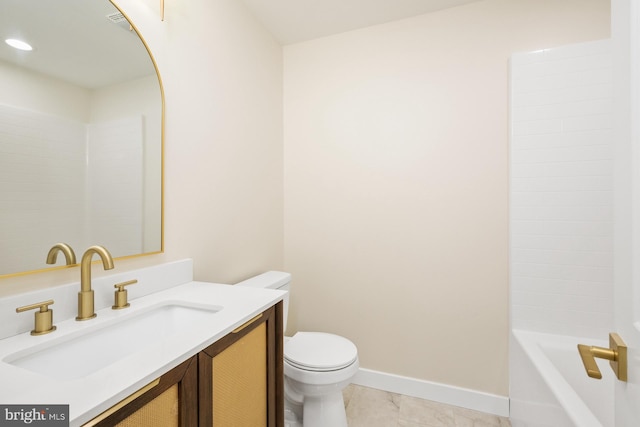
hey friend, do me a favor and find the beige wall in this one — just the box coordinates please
[0,60,90,122]
[0,0,284,294]
[1,0,610,399]
[283,0,610,396]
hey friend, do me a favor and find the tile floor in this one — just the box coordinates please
[343,385,511,427]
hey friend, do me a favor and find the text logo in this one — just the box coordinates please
[0,405,68,426]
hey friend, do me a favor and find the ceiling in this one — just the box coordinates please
[240,0,483,45]
[0,0,155,89]
[0,0,482,89]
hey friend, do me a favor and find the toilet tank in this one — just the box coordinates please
[235,271,291,332]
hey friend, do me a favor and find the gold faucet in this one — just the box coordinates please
[577,333,627,381]
[46,243,77,265]
[77,245,114,321]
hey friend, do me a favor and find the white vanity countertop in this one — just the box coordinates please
[0,281,285,426]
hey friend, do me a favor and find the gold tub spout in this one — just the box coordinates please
[577,333,627,382]
[77,246,114,321]
[46,243,77,266]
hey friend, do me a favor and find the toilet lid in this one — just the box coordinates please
[284,332,358,372]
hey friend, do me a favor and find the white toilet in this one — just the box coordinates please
[236,271,359,427]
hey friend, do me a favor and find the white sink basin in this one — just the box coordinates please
[4,303,221,380]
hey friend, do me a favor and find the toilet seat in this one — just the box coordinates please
[284,332,358,372]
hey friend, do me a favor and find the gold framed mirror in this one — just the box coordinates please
[0,0,164,278]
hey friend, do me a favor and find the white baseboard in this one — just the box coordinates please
[352,368,510,417]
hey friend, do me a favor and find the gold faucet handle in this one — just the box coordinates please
[112,280,137,310]
[16,300,56,336]
[577,333,627,382]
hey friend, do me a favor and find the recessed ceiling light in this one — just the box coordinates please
[5,38,33,51]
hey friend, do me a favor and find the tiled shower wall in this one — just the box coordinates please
[0,105,86,273]
[0,104,143,273]
[87,117,143,257]
[509,39,614,339]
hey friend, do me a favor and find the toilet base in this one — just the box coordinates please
[285,389,303,427]
[284,407,303,427]
[301,391,348,427]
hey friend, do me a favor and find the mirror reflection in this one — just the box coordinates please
[0,0,163,277]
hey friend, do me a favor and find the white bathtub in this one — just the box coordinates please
[510,330,614,427]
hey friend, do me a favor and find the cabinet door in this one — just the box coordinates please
[199,303,283,427]
[83,356,198,427]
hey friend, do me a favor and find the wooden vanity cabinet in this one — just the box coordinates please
[84,356,198,427]
[199,302,284,427]
[82,302,283,427]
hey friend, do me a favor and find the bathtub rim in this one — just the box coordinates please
[512,329,608,427]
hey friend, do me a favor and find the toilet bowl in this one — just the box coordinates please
[284,332,359,427]
[236,272,359,427]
